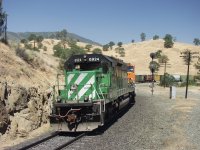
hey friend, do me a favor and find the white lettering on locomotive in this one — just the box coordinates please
[89,57,100,62]
[74,58,82,63]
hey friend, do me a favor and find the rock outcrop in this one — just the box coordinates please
[0,82,52,138]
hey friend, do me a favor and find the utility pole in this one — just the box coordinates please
[185,51,191,99]
[180,50,199,99]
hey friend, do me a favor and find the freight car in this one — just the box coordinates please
[50,54,136,132]
[135,75,160,83]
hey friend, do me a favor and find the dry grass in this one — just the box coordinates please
[37,39,200,75]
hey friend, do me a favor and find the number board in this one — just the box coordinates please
[74,56,101,63]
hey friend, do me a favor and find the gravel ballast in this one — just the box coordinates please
[66,84,200,150]
[4,84,200,150]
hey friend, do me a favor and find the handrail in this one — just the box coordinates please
[99,83,107,112]
[91,84,101,100]
[99,83,105,100]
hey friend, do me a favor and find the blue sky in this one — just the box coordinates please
[3,0,200,44]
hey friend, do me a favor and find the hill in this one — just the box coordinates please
[7,31,101,46]
[33,39,200,75]
[102,39,200,75]
[0,39,200,148]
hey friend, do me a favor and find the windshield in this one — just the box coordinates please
[128,66,134,72]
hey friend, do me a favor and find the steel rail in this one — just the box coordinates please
[54,132,86,150]
[18,131,60,150]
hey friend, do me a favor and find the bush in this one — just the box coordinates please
[38,42,43,49]
[43,46,47,51]
[119,47,125,57]
[179,80,197,87]
[92,48,102,54]
[15,48,33,63]
[53,43,85,60]
[160,73,177,87]
[153,35,159,40]
[163,34,174,48]
[24,43,32,50]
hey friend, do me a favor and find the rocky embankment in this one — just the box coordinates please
[0,42,59,142]
[0,82,52,138]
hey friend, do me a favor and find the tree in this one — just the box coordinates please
[28,34,37,50]
[68,39,77,47]
[53,43,65,58]
[158,54,169,87]
[155,50,162,58]
[163,34,174,48]
[195,57,200,74]
[55,29,68,40]
[49,34,56,39]
[119,47,125,57]
[158,54,169,64]
[60,39,68,49]
[103,44,109,51]
[149,61,160,72]
[36,36,44,49]
[60,29,67,39]
[85,44,92,52]
[181,49,193,65]
[109,41,115,49]
[160,73,176,87]
[53,42,85,60]
[36,36,44,43]
[117,42,123,47]
[153,35,159,40]
[92,48,102,54]
[193,38,200,46]
[140,32,146,41]
[20,39,27,44]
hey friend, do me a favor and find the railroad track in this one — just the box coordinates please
[11,103,134,150]
[17,132,86,150]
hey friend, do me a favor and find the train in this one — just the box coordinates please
[127,63,136,84]
[50,54,136,132]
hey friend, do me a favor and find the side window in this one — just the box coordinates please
[66,63,73,71]
[101,62,109,74]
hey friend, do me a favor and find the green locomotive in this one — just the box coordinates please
[50,54,135,132]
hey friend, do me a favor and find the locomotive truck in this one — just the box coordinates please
[50,54,136,132]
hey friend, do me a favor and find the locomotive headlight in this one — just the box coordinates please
[57,96,61,102]
[71,84,78,91]
[84,96,89,102]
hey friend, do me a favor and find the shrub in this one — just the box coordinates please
[179,80,197,87]
[85,44,92,52]
[24,43,32,50]
[15,48,33,63]
[53,43,85,60]
[160,73,177,87]
[103,44,109,51]
[92,48,102,54]
[164,34,174,48]
[140,33,146,41]
[43,46,47,51]
[153,35,159,40]
[38,42,43,49]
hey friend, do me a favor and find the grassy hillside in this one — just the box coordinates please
[102,40,200,75]
[19,38,200,75]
